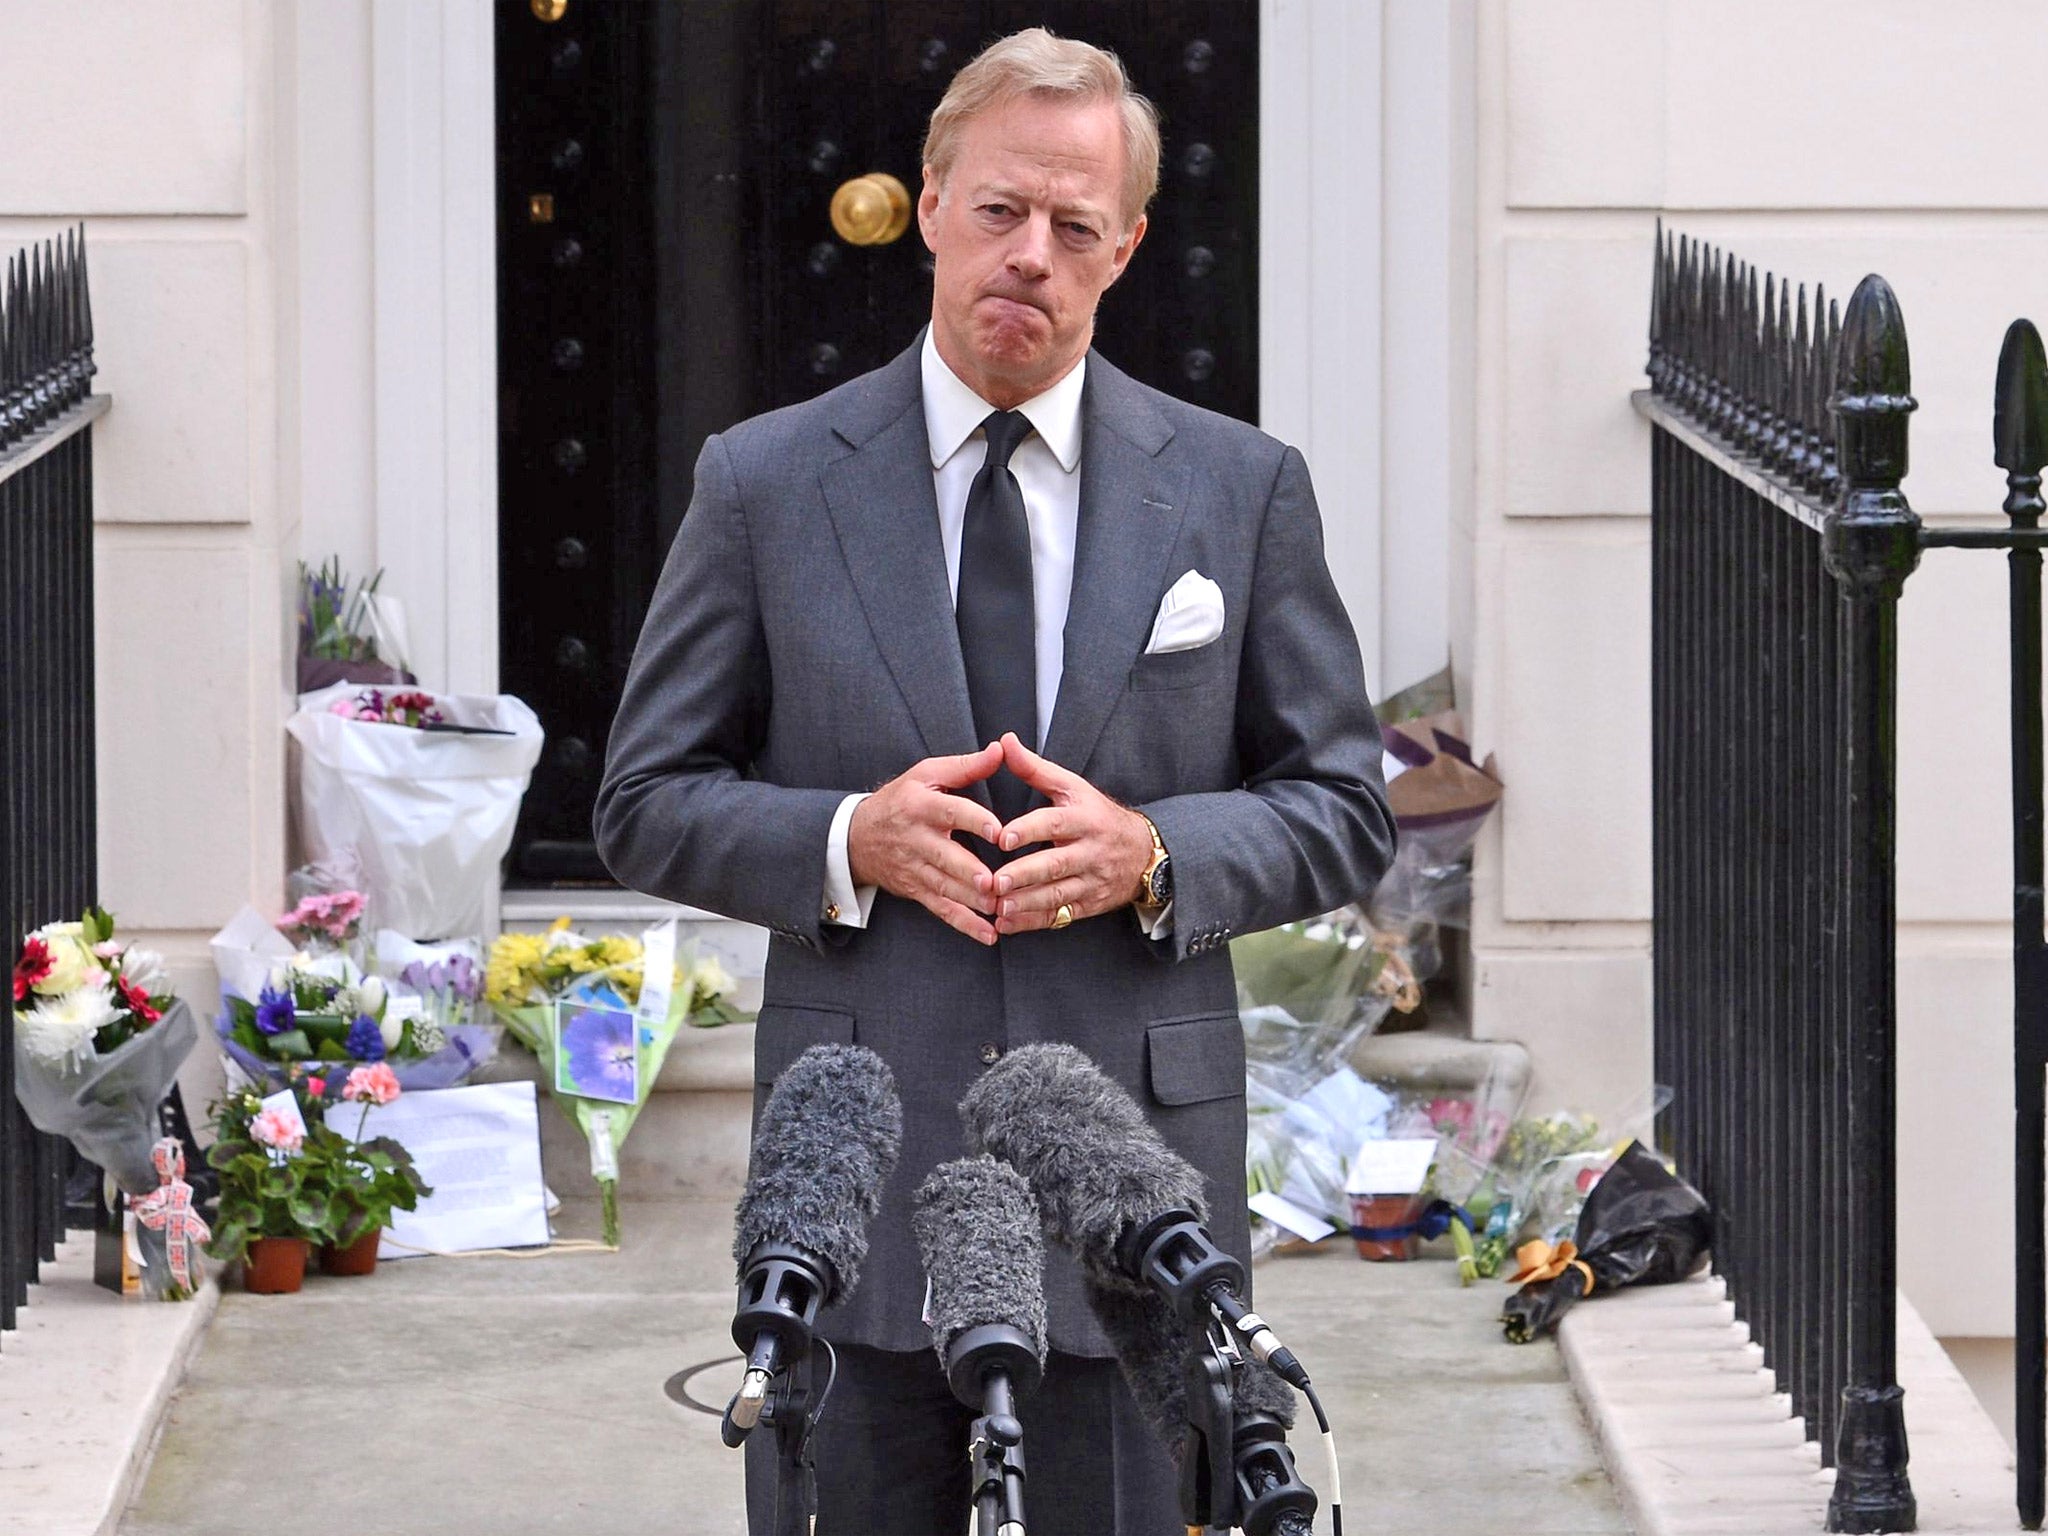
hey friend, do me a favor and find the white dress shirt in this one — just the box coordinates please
[822,332,1151,932]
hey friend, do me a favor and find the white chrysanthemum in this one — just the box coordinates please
[119,946,167,992]
[17,984,121,1070]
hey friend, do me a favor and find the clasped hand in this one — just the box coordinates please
[845,732,1153,945]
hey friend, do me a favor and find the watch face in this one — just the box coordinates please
[1146,857,1172,906]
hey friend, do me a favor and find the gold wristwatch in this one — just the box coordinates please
[1134,815,1172,911]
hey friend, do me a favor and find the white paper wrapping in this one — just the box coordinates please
[287,683,544,940]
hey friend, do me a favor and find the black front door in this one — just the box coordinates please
[495,0,1259,885]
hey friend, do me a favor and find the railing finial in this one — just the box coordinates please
[1995,320,2048,483]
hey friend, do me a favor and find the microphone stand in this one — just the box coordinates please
[1178,1321,1319,1536]
[944,1323,1043,1536]
[723,1243,838,1534]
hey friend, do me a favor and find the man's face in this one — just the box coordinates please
[919,93,1147,408]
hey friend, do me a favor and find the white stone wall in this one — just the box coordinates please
[0,0,288,1089]
[1470,0,2042,1338]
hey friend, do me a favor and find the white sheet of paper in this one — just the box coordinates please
[1248,1191,1337,1243]
[209,904,297,1000]
[328,1080,549,1258]
[1345,1136,1439,1197]
[636,917,677,1025]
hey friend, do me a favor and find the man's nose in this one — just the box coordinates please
[1005,214,1053,279]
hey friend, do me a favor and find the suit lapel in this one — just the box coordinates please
[1041,355,1190,774]
[819,345,983,782]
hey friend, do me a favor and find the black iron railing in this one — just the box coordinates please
[0,228,104,1346]
[1641,227,1918,1533]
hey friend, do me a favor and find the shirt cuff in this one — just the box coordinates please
[1133,899,1174,939]
[823,792,880,928]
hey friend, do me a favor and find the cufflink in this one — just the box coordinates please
[825,903,842,922]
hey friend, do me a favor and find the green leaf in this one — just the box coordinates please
[268,1028,312,1059]
[83,905,115,946]
[288,1190,333,1238]
[204,1217,250,1263]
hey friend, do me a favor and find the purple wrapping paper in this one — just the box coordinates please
[213,1000,500,1092]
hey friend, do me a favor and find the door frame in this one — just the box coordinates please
[360,0,1470,780]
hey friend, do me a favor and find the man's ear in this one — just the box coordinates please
[1105,214,1148,288]
[917,165,944,252]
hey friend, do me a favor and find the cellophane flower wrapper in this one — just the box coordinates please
[214,1004,500,1094]
[486,922,739,1245]
[1246,1062,1393,1254]
[12,1000,198,1197]
[1500,1139,1713,1344]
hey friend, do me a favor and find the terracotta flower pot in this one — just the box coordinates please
[1350,1193,1423,1261]
[243,1236,310,1294]
[319,1228,384,1276]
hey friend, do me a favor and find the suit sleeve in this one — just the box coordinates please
[593,433,846,949]
[1139,445,1397,961]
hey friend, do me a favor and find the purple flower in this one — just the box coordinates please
[346,1013,387,1062]
[445,954,481,1002]
[562,1007,637,1102]
[255,985,295,1036]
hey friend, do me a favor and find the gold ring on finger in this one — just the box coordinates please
[1050,903,1074,931]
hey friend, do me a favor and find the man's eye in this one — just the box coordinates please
[981,203,1015,218]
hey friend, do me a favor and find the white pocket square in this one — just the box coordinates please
[1145,570,1226,655]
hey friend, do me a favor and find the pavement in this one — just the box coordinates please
[117,1200,1629,1536]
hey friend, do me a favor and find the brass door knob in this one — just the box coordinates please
[830,173,912,246]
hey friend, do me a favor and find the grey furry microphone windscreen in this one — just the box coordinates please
[1085,1276,1298,1451]
[731,1043,904,1292]
[957,1041,1207,1288]
[912,1155,1049,1368]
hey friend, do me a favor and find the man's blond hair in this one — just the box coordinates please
[922,27,1161,231]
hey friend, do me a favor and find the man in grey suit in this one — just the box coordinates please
[596,27,1393,1536]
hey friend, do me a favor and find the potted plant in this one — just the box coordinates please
[318,1061,429,1275]
[204,1074,332,1293]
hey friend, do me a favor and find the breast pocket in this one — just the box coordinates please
[1146,1011,1245,1106]
[1129,640,1230,693]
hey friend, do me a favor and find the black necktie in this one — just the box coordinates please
[956,409,1037,823]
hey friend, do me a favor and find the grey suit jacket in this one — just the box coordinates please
[595,339,1394,1355]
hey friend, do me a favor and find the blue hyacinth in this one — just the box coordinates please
[346,1013,387,1062]
[255,985,295,1037]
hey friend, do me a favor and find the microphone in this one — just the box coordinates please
[959,1043,1310,1391]
[913,1156,1047,1536]
[1086,1277,1317,1536]
[723,1043,902,1445]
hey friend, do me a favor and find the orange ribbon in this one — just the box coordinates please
[1507,1237,1596,1294]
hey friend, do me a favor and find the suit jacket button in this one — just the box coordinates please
[979,1041,1002,1065]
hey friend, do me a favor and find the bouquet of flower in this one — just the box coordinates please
[328,687,445,729]
[395,953,482,1055]
[211,908,499,1091]
[1501,1140,1711,1343]
[486,919,741,1244]
[14,908,175,1071]
[11,908,200,1298]
[276,888,367,954]
[11,908,195,1189]
[298,556,413,694]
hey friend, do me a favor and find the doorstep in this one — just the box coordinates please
[0,1235,218,1536]
[1561,1270,2015,1536]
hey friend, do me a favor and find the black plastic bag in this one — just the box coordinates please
[1500,1139,1711,1344]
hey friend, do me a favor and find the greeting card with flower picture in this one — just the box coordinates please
[554,1000,640,1106]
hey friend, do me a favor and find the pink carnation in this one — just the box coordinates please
[342,1062,401,1106]
[250,1108,304,1153]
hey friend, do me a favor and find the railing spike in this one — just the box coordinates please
[1994,319,2048,477]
